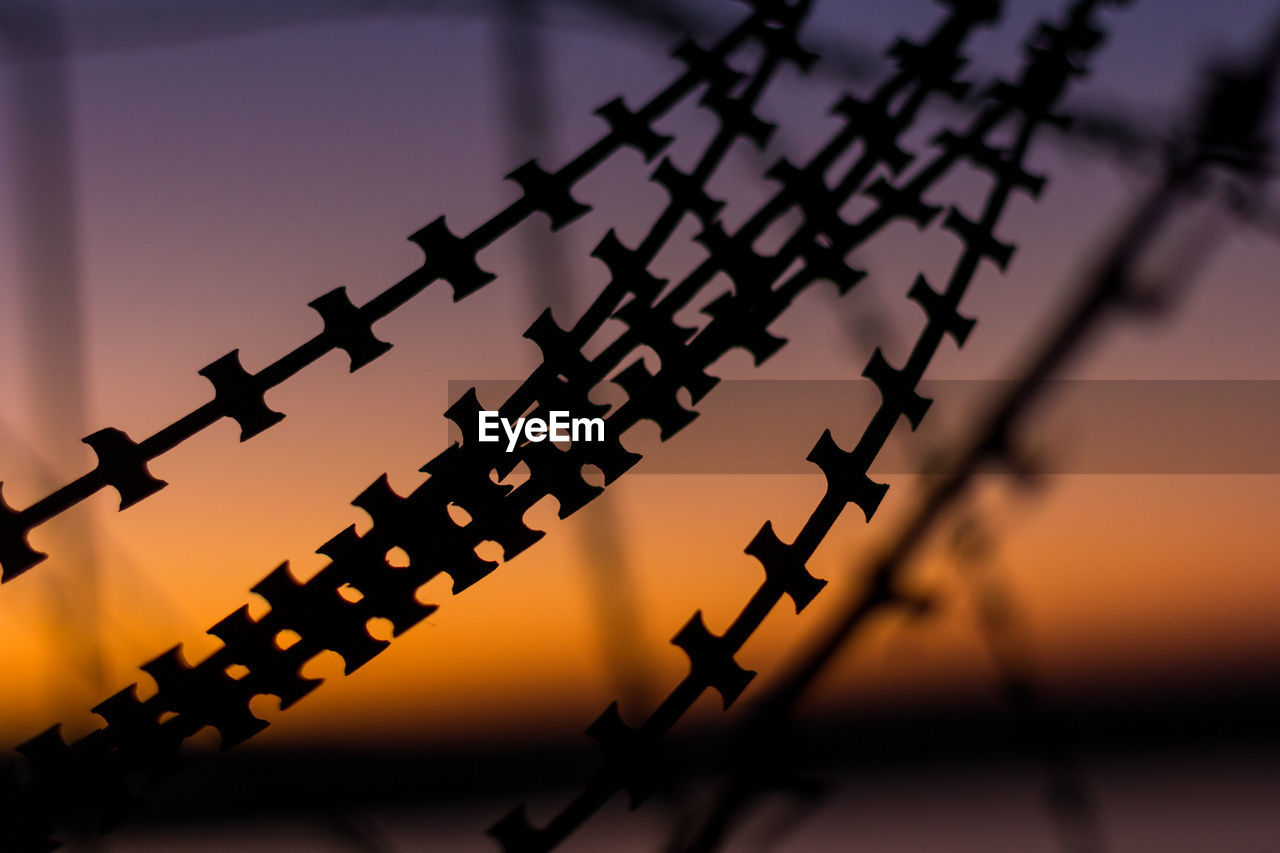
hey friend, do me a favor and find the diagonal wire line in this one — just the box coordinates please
[0,0,1009,839]
[672,6,1280,852]
[0,0,771,584]
[815,226,1108,853]
[486,2,1130,850]
[494,0,653,708]
[11,0,1268,204]
[0,2,838,847]
[826,266,1111,853]
[0,1,1264,850]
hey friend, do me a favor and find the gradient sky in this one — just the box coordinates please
[0,0,1278,751]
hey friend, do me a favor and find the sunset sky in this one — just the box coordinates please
[0,0,1277,764]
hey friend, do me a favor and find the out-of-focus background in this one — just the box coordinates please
[0,0,1278,849]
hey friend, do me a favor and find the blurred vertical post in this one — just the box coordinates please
[1,0,106,695]
[493,0,653,710]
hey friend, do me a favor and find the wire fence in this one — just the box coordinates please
[1,0,1276,850]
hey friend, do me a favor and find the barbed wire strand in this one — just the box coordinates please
[670,7,1280,851]
[0,1,770,583]
[0,2,847,846]
[814,218,1108,853]
[493,0,656,713]
[0,1,1167,847]
[482,3,1131,851]
[0,0,1037,840]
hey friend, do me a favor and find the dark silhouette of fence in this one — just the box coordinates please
[655,6,1280,851]
[490,2,1126,850]
[1,1,825,847]
[2,0,1276,850]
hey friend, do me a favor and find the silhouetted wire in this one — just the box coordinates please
[487,0,1127,848]
[674,6,1280,851]
[0,4,844,847]
[666,7,1126,852]
[0,417,191,654]
[822,285,1110,853]
[3,2,1266,596]
[821,211,1108,853]
[2,0,1188,172]
[30,0,1278,251]
[493,0,657,716]
[7,0,1269,845]
[476,1,1131,849]
[0,0,775,584]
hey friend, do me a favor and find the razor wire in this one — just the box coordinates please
[823,184,1107,853]
[667,5,1280,851]
[0,2,810,847]
[815,256,1108,853]
[0,0,1032,846]
[0,0,809,583]
[488,3,1126,851]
